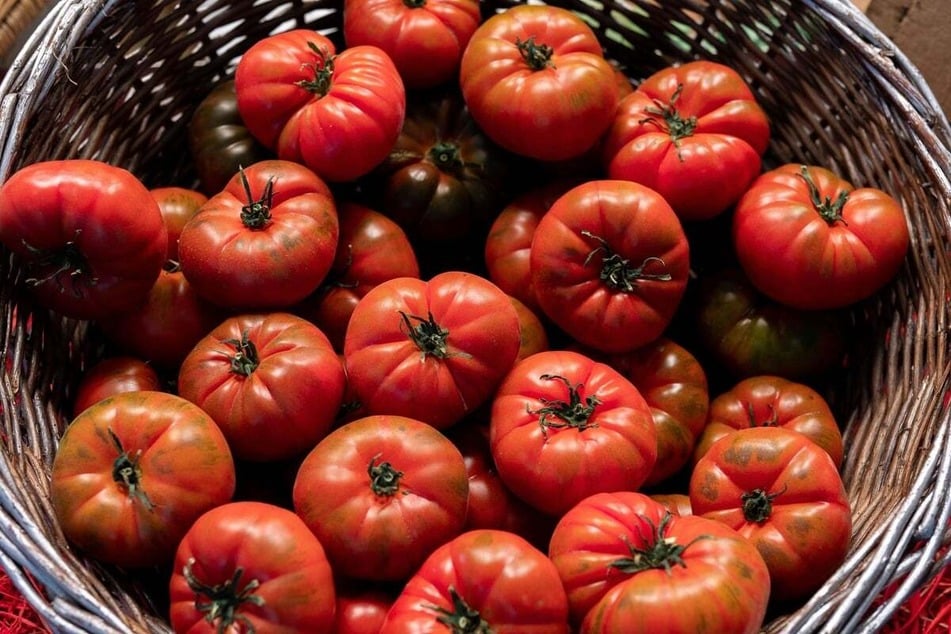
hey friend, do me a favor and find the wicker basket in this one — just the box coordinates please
[0,0,50,71]
[1,0,950,632]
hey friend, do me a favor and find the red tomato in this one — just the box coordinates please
[489,349,657,516]
[343,0,480,89]
[333,587,394,634]
[0,159,167,320]
[649,492,693,516]
[235,30,406,182]
[149,186,208,261]
[169,501,336,633]
[177,159,339,309]
[292,415,469,581]
[459,4,620,161]
[50,391,236,569]
[530,180,690,354]
[71,356,162,417]
[549,491,770,632]
[379,529,570,633]
[732,163,910,309]
[603,60,770,222]
[343,271,521,429]
[510,295,549,362]
[693,374,844,467]
[689,426,853,601]
[177,312,347,462]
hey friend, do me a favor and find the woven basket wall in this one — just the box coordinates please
[0,0,950,632]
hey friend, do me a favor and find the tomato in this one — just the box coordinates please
[71,356,162,417]
[379,529,570,633]
[177,159,339,309]
[689,426,852,601]
[188,79,273,196]
[333,587,394,634]
[489,349,657,516]
[293,201,420,352]
[549,491,770,632]
[169,501,336,633]
[603,60,770,222]
[343,271,521,429]
[292,415,469,581]
[50,391,235,569]
[649,492,692,516]
[510,295,549,362]
[235,30,406,182]
[530,180,690,354]
[693,374,844,467]
[732,163,910,309]
[459,4,620,161]
[149,186,208,261]
[0,159,167,320]
[178,312,346,462]
[343,0,480,89]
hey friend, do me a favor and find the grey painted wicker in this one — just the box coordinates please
[0,0,950,632]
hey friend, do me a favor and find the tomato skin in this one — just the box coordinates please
[50,391,236,569]
[459,4,619,161]
[530,180,690,354]
[235,30,406,182]
[169,501,336,633]
[689,426,852,601]
[489,349,657,517]
[343,271,521,429]
[510,295,549,362]
[604,60,769,222]
[333,587,393,634]
[649,492,693,516]
[292,415,469,581]
[72,356,162,417]
[177,159,339,310]
[548,491,770,632]
[0,159,167,320]
[344,0,480,89]
[177,312,347,462]
[732,163,909,309]
[149,186,208,260]
[380,529,570,634]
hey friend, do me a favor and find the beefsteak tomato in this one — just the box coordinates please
[71,356,162,417]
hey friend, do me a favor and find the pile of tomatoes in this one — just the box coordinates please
[0,1,911,632]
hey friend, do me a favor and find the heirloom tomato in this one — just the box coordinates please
[235,30,406,182]
[649,492,693,516]
[603,60,770,221]
[343,271,520,429]
[292,415,469,581]
[72,356,162,417]
[177,159,339,309]
[530,180,690,354]
[177,312,346,462]
[169,501,336,633]
[149,186,208,260]
[333,587,394,634]
[510,295,549,362]
[459,3,620,161]
[689,426,852,601]
[379,529,570,634]
[732,163,910,309]
[549,491,770,632]
[0,159,167,320]
[50,391,235,569]
[489,349,657,516]
[343,0,480,89]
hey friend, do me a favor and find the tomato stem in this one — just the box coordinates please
[581,230,673,292]
[746,402,779,427]
[223,331,260,376]
[296,41,335,97]
[428,141,465,173]
[399,311,451,358]
[640,83,697,161]
[528,373,601,439]
[516,36,555,71]
[109,429,154,511]
[799,165,850,226]
[608,512,705,575]
[367,454,403,496]
[741,485,786,523]
[182,557,265,632]
[21,234,96,295]
[238,168,275,230]
[403,0,427,7]
[426,587,493,633]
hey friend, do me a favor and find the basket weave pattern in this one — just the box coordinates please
[0,1,950,632]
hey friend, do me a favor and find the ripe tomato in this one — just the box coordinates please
[689,426,853,601]
[177,159,339,309]
[343,0,480,89]
[489,349,657,516]
[379,529,570,633]
[169,501,336,633]
[50,391,235,569]
[235,30,406,182]
[343,271,521,429]
[333,587,394,634]
[549,491,770,632]
[292,415,469,581]
[177,312,346,462]
[459,4,620,161]
[71,356,162,417]
[149,186,208,261]
[293,201,420,352]
[603,60,770,222]
[649,492,693,516]
[510,295,549,362]
[693,374,844,467]
[732,163,910,309]
[0,159,167,320]
[530,180,690,354]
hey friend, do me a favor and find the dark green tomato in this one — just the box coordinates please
[187,80,272,195]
